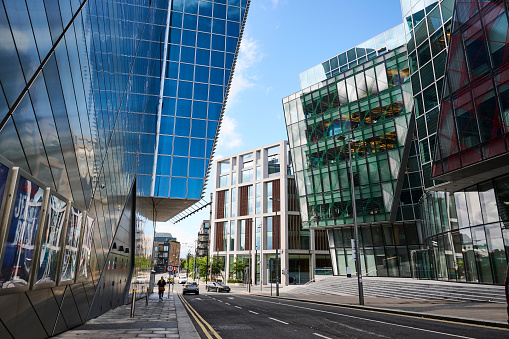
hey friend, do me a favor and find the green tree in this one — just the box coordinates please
[197,256,209,279]
[231,258,246,280]
[210,256,225,281]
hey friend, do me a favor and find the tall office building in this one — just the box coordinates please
[210,141,331,286]
[0,0,249,338]
[284,0,509,285]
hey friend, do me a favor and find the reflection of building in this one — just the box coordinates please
[0,1,250,337]
[210,141,331,285]
[196,220,210,257]
[153,233,180,272]
[285,0,509,286]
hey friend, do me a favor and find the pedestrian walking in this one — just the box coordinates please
[157,277,166,300]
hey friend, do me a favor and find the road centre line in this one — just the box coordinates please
[313,333,332,339]
[249,310,259,315]
[269,317,289,325]
[241,297,476,339]
[234,306,242,309]
[225,303,230,305]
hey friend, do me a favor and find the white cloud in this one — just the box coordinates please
[226,35,264,106]
[216,115,243,150]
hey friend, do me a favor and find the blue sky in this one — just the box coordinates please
[158,0,405,257]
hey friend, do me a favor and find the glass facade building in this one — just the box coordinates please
[0,0,249,338]
[285,0,509,285]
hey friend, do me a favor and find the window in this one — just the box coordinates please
[224,190,229,218]
[266,181,273,213]
[243,153,253,167]
[155,246,159,251]
[220,161,230,174]
[255,183,261,214]
[231,171,237,185]
[164,245,169,251]
[219,174,229,187]
[240,220,246,250]
[230,221,235,251]
[247,185,253,215]
[231,188,236,217]
[256,166,261,180]
[268,154,280,174]
[242,168,253,182]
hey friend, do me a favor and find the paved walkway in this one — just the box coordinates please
[54,291,198,339]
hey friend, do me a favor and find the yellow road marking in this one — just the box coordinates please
[178,293,222,339]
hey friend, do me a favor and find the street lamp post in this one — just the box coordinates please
[270,197,280,297]
[336,135,364,305]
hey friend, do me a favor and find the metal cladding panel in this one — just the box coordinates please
[70,284,89,323]
[59,286,82,329]
[0,293,47,339]
[0,320,13,339]
[25,288,60,335]
[52,313,69,337]
[52,285,66,307]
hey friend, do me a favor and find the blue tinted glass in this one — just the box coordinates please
[212,19,225,34]
[137,175,151,196]
[169,45,180,62]
[211,51,224,68]
[193,101,208,119]
[214,3,226,19]
[161,116,175,135]
[171,12,183,27]
[226,37,237,53]
[172,157,188,176]
[181,31,196,47]
[241,0,248,7]
[227,6,240,21]
[157,156,172,175]
[26,0,52,60]
[179,63,194,81]
[215,0,226,4]
[189,158,205,178]
[183,14,197,29]
[226,21,239,36]
[210,67,224,85]
[194,83,208,101]
[225,69,231,82]
[159,135,174,155]
[199,1,213,16]
[178,80,193,99]
[191,120,207,138]
[195,65,209,82]
[207,120,219,139]
[209,85,224,102]
[184,0,198,14]
[140,134,156,153]
[174,137,190,156]
[170,177,187,198]
[138,154,154,174]
[206,139,214,157]
[175,118,191,137]
[163,97,176,113]
[187,178,204,198]
[197,32,211,48]
[225,53,234,70]
[196,48,210,65]
[154,176,170,197]
[173,0,184,11]
[176,98,192,116]
[228,0,240,6]
[170,29,181,44]
[167,61,179,79]
[212,34,225,51]
[198,16,211,32]
[208,103,222,120]
[190,138,206,157]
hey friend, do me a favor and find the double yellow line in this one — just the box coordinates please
[178,293,222,339]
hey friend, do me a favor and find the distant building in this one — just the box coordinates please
[196,221,211,257]
[210,141,331,286]
[153,233,180,272]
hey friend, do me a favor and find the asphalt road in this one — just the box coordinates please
[180,287,509,339]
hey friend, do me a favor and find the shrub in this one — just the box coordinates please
[227,278,243,283]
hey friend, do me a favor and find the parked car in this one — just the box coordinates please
[206,281,230,292]
[178,274,187,284]
[183,281,199,295]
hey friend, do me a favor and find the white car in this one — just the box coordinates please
[178,274,187,284]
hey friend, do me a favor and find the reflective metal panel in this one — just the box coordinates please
[0,292,47,339]
[26,288,60,335]
[60,207,83,283]
[59,286,82,329]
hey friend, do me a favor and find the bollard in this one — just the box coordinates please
[146,288,149,305]
[130,290,136,317]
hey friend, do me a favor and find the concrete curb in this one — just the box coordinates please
[246,293,509,329]
[174,292,201,338]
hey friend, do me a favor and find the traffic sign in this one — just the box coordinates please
[166,265,173,272]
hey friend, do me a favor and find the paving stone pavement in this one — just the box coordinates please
[53,291,198,339]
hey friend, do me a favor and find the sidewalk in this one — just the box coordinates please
[243,284,509,328]
[54,291,199,339]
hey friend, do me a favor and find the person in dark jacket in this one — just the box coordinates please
[157,277,166,300]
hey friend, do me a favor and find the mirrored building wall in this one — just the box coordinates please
[0,0,249,337]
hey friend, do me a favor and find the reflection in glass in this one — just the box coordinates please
[60,207,83,282]
[36,195,67,284]
[77,216,95,280]
[0,177,44,288]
